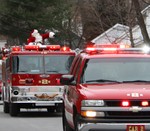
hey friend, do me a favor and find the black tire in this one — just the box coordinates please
[9,103,19,116]
[56,107,62,113]
[3,102,9,113]
[74,115,80,131]
[62,104,74,131]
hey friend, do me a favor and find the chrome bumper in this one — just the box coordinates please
[79,123,150,131]
[12,100,62,105]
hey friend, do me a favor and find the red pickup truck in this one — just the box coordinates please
[60,44,150,131]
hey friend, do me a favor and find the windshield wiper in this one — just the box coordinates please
[46,70,59,73]
[86,79,121,83]
[18,70,28,72]
[122,80,150,83]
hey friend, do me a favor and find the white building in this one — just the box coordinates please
[91,23,129,45]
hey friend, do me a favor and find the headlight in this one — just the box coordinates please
[82,100,104,106]
[12,87,30,96]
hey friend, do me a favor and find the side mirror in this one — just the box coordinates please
[60,75,74,85]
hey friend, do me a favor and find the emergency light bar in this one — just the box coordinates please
[94,44,130,49]
[85,45,150,54]
[24,45,61,51]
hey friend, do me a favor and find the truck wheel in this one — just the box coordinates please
[56,107,62,113]
[74,115,81,131]
[62,106,74,131]
[56,103,62,113]
[3,102,9,113]
[9,103,19,116]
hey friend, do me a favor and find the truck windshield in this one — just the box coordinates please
[12,55,43,73]
[12,55,74,74]
[81,58,150,83]
[44,55,74,74]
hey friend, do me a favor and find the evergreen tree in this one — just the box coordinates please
[0,0,75,45]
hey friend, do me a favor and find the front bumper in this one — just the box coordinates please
[79,123,150,131]
[12,100,63,109]
[12,100,62,104]
[11,96,63,108]
[11,93,63,108]
[77,115,150,131]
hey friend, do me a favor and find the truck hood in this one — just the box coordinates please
[80,83,150,100]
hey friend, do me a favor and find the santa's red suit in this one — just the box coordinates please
[27,29,55,45]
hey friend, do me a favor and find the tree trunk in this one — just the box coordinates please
[132,0,150,46]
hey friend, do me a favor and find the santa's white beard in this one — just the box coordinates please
[34,34,42,43]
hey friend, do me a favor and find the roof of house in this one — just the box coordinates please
[91,23,129,44]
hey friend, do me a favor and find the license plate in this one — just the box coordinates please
[126,125,145,131]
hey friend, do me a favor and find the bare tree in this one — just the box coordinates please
[125,0,136,47]
[132,0,150,46]
[71,0,150,47]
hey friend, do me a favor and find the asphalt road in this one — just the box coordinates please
[0,102,63,131]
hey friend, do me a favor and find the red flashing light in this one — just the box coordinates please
[85,47,98,54]
[11,46,21,51]
[141,101,149,106]
[85,44,130,54]
[86,47,96,51]
[121,101,130,107]
[24,45,39,50]
[47,45,61,50]
[60,46,70,51]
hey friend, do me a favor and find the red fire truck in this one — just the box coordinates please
[2,44,76,116]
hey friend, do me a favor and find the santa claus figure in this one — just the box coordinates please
[27,29,55,45]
